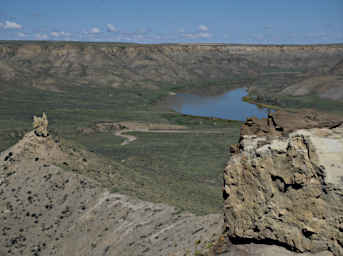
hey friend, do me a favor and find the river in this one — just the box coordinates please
[167,88,270,121]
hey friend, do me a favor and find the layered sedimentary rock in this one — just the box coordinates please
[223,113,343,256]
[1,42,343,92]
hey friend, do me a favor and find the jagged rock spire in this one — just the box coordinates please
[33,112,49,137]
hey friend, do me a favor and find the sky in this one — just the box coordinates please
[0,0,342,44]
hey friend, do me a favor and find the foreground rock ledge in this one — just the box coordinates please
[223,124,343,255]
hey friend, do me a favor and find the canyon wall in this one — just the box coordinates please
[0,42,343,90]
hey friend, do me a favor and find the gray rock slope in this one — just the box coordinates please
[0,131,222,256]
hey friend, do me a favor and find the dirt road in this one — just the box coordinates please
[115,128,225,146]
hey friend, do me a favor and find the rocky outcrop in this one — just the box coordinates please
[32,113,49,137]
[223,115,343,255]
[240,110,343,138]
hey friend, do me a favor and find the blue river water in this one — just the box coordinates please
[167,88,270,121]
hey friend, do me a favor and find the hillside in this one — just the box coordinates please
[0,129,223,256]
[0,42,342,92]
[276,59,343,101]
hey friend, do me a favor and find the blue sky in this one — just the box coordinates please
[0,0,342,44]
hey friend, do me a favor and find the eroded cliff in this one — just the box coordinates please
[223,112,343,255]
[1,42,343,92]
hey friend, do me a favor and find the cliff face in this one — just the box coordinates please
[0,42,343,90]
[223,113,343,255]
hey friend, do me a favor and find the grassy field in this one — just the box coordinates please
[276,95,343,113]
[0,81,242,215]
[67,128,240,214]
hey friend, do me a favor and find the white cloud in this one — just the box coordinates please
[178,28,185,33]
[17,32,26,37]
[198,25,208,32]
[3,21,22,29]
[51,31,71,37]
[36,33,48,40]
[90,27,100,33]
[107,24,117,32]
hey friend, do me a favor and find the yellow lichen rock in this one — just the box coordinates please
[33,112,49,137]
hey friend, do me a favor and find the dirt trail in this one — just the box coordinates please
[115,128,225,146]
[115,129,137,145]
